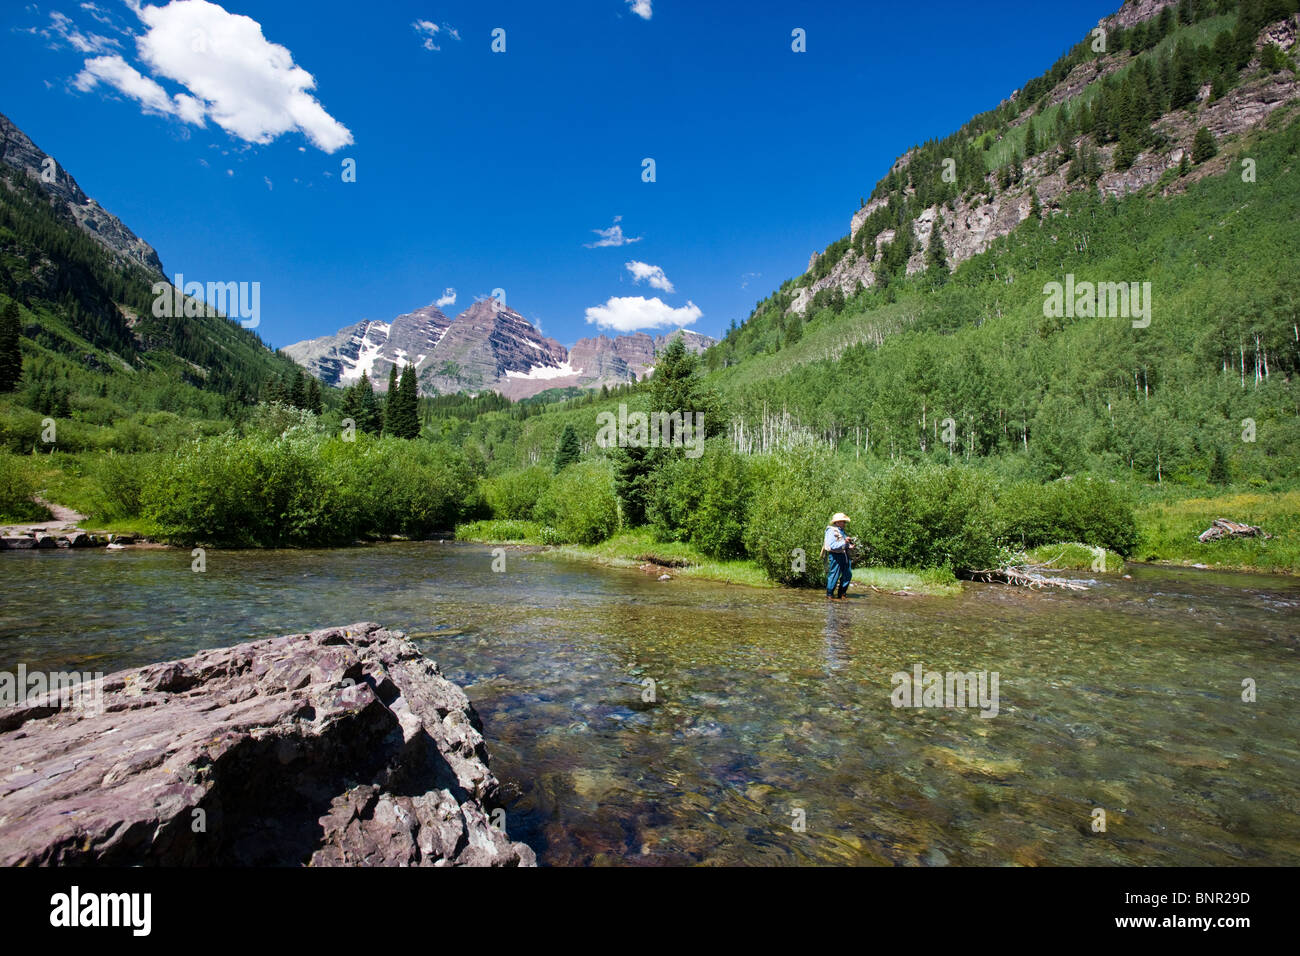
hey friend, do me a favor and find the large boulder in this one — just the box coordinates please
[0,623,535,867]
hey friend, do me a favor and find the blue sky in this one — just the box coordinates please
[2,0,1119,349]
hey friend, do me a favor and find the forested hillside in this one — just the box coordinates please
[442,0,1300,581]
[0,135,309,450]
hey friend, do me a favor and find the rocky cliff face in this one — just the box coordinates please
[286,298,715,400]
[423,297,571,396]
[790,8,1300,315]
[1107,0,1178,30]
[0,623,535,866]
[565,330,716,388]
[282,303,453,388]
[0,110,165,277]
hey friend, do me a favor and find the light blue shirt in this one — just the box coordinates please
[824,525,848,553]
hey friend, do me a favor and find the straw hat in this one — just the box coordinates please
[830,513,850,524]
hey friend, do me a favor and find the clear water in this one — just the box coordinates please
[2,542,1297,866]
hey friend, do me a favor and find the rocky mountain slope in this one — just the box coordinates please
[285,297,715,400]
[0,110,164,277]
[787,2,1300,315]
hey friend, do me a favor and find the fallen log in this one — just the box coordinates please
[1197,518,1272,543]
[964,566,1091,590]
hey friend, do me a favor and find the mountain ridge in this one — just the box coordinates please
[284,298,715,400]
[771,1,1300,323]
[0,110,165,279]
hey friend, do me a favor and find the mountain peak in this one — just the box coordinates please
[285,297,714,399]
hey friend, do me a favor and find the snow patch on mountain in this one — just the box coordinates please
[349,322,391,382]
[505,361,582,381]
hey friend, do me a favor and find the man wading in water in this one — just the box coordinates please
[823,512,855,600]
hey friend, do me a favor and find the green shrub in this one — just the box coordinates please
[853,464,1004,572]
[648,443,753,559]
[536,460,620,545]
[0,406,51,452]
[483,465,551,520]
[0,451,50,521]
[742,447,842,586]
[87,452,157,521]
[455,518,541,543]
[1000,477,1139,556]
[140,431,483,546]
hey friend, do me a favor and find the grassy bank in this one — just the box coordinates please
[456,521,963,594]
[1134,489,1300,574]
[1023,543,1126,572]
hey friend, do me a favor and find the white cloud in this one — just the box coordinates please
[627,0,652,20]
[47,10,120,53]
[625,261,674,293]
[263,175,272,190]
[585,216,642,248]
[132,0,353,152]
[80,3,118,26]
[68,1,352,152]
[436,288,456,308]
[75,54,206,125]
[413,19,460,52]
[585,296,701,332]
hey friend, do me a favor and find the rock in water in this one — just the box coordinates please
[0,623,536,867]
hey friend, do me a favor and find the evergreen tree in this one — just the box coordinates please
[649,337,699,420]
[340,381,360,424]
[553,423,581,473]
[307,376,323,415]
[613,444,653,526]
[387,364,421,439]
[1179,151,1191,176]
[1114,133,1141,171]
[356,373,382,433]
[289,370,307,409]
[1262,43,1288,73]
[926,214,949,279]
[1024,120,1038,157]
[1209,446,1230,485]
[384,364,399,432]
[1193,126,1217,163]
[1155,5,1174,41]
[0,300,21,392]
[1170,44,1199,109]
[1209,70,1228,101]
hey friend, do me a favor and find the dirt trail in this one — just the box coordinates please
[0,497,87,535]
